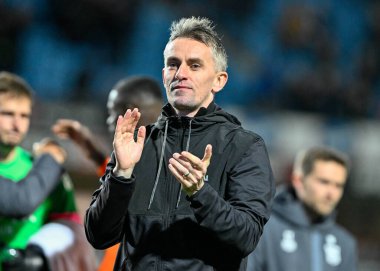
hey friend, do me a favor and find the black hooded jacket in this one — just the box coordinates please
[85,102,275,271]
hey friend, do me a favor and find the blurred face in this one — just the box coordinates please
[0,94,31,149]
[106,89,161,133]
[162,38,227,117]
[294,160,347,217]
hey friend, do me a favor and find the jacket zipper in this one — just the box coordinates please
[311,231,323,271]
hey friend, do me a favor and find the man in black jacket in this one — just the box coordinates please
[85,16,275,271]
[247,146,358,271]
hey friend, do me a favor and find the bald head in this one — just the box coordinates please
[106,76,164,133]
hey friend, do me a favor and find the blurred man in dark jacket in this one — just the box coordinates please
[247,146,357,271]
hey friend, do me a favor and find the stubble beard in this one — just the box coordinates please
[171,98,198,115]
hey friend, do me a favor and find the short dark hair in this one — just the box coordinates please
[113,76,163,101]
[294,146,350,176]
[0,71,34,100]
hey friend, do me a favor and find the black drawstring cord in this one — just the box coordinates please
[148,120,168,210]
[176,119,193,208]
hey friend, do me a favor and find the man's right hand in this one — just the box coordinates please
[112,108,146,178]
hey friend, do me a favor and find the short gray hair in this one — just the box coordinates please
[164,16,228,72]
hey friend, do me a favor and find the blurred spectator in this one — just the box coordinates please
[0,71,97,271]
[247,146,358,271]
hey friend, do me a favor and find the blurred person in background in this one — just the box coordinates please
[85,16,275,271]
[247,146,357,271]
[0,71,97,271]
[53,76,164,176]
[52,75,164,271]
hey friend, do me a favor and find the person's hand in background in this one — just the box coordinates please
[52,119,106,167]
[33,137,67,164]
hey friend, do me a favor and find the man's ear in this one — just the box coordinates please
[291,172,303,193]
[162,68,166,86]
[212,71,228,94]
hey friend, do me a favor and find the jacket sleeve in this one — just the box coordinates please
[0,154,64,218]
[188,137,275,257]
[84,154,136,249]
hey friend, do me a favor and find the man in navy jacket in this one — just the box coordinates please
[85,16,275,271]
[247,146,357,271]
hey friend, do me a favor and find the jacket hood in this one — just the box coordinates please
[272,185,336,230]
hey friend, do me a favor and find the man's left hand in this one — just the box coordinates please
[168,144,212,196]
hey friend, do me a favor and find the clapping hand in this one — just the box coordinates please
[168,144,212,196]
[112,108,146,178]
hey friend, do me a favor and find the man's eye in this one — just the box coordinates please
[168,63,178,68]
[191,63,201,69]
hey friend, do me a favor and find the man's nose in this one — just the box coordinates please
[12,116,23,130]
[327,185,340,200]
[175,65,189,80]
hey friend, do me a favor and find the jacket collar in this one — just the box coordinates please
[161,102,218,118]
